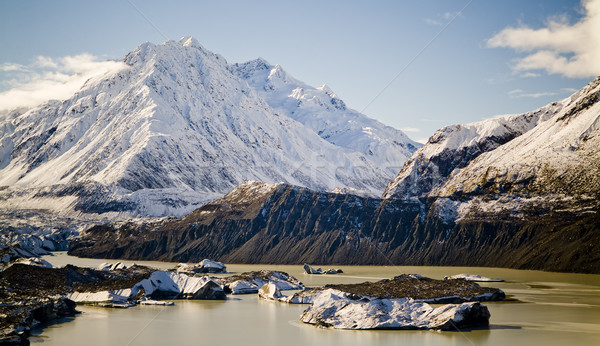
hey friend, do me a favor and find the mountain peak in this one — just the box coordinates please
[179,36,202,48]
[317,84,334,94]
[267,64,289,81]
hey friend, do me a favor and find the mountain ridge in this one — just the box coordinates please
[0,37,418,218]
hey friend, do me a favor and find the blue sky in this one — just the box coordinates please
[1,0,598,142]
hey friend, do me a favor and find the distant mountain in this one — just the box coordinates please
[0,37,418,217]
[384,77,600,200]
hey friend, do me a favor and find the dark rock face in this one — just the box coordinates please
[69,183,423,264]
[69,182,600,273]
[0,297,77,346]
[190,281,226,300]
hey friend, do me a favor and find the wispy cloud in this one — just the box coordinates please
[507,87,577,99]
[400,127,420,133]
[443,11,463,20]
[508,88,524,95]
[488,0,600,78]
[424,18,443,26]
[425,11,464,26]
[519,72,540,78]
[0,54,126,111]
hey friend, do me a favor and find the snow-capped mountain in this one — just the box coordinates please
[70,77,600,274]
[0,37,417,217]
[382,81,595,199]
[232,59,420,176]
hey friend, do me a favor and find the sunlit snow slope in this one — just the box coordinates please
[0,37,418,217]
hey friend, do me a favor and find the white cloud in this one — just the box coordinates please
[488,0,600,78]
[0,63,27,72]
[0,54,126,111]
[400,127,420,133]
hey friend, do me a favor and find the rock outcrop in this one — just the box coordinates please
[322,274,505,303]
[175,259,226,274]
[303,264,343,275]
[132,271,225,300]
[444,274,504,282]
[216,270,303,294]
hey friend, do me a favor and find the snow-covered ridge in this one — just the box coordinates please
[433,76,600,197]
[382,83,582,199]
[232,58,420,177]
[0,36,416,217]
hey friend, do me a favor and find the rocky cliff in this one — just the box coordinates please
[69,181,600,273]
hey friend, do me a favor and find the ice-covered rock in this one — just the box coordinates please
[97,262,127,271]
[278,289,322,304]
[67,289,134,306]
[15,257,52,268]
[444,274,504,282]
[300,289,490,330]
[219,270,303,294]
[228,280,261,295]
[176,259,226,274]
[133,271,225,300]
[199,259,226,272]
[0,246,42,265]
[258,282,283,301]
[139,297,175,306]
[303,264,343,275]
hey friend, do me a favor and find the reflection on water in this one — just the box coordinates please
[32,252,600,346]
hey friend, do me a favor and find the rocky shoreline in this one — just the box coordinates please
[0,258,507,344]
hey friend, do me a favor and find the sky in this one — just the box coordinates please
[1,0,599,143]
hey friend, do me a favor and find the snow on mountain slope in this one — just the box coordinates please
[0,37,393,217]
[432,76,600,197]
[382,98,564,199]
[232,59,420,176]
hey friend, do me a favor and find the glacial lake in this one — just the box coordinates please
[32,252,600,346]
